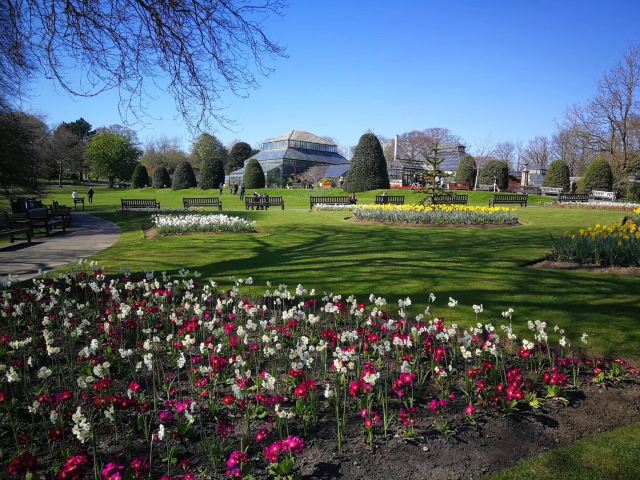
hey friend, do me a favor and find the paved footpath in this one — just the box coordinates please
[0,213,120,282]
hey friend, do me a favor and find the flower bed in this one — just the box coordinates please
[0,269,635,479]
[311,203,356,211]
[353,204,518,225]
[151,213,256,234]
[546,200,640,211]
[548,221,640,267]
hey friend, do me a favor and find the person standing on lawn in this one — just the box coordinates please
[87,187,95,204]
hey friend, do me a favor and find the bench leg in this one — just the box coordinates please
[27,230,32,244]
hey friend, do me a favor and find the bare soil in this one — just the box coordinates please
[530,260,640,276]
[293,379,640,480]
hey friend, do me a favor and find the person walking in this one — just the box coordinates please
[239,184,246,200]
[87,186,94,204]
[219,183,224,195]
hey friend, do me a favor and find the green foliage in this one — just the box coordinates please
[172,161,197,190]
[86,131,140,187]
[343,133,390,192]
[227,142,253,174]
[455,156,477,185]
[542,160,570,191]
[152,166,172,188]
[199,157,225,190]
[191,133,227,170]
[131,164,150,188]
[243,159,266,188]
[584,158,613,192]
[478,160,509,190]
[0,111,49,194]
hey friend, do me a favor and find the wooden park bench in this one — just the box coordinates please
[309,196,352,209]
[477,184,496,192]
[0,212,32,246]
[559,193,589,203]
[431,194,468,205]
[448,182,471,191]
[183,197,223,210]
[540,187,563,196]
[25,207,66,235]
[245,196,285,210]
[489,193,528,207]
[590,190,617,201]
[121,199,161,211]
[375,195,405,205]
[73,197,85,210]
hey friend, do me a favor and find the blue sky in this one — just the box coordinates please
[20,0,640,154]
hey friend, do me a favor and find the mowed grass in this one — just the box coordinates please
[7,184,640,479]
[491,422,640,480]
[34,184,639,358]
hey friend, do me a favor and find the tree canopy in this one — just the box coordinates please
[86,131,140,187]
[191,133,227,170]
[172,161,197,190]
[200,157,226,190]
[2,0,287,129]
[343,133,390,192]
[243,159,265,188]
[227,142,253,174]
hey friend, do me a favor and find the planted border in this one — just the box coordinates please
[353,204,518,225]
[152,213,256,234]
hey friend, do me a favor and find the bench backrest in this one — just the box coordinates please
[0,212,10,231]
[492,194,527,201]
[590,190,617,200]
[477,184,495,191]
[183,197,221,206]
[559,193,589,202]
[26,207,48,220]
[121,199,159,206]
[310,196,351,206]
[246,196,283,203]
[432,194,468,204]
[375,195,405,204]
[541,187,563,194]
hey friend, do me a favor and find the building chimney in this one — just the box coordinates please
[457,145,466,155]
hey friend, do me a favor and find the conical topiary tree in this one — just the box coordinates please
[152,166,172,188]
[478,160,509,191]
[227,142,253,174]
[243,159,265,188]
[454,156,476,186]
[343,133,390,192]
[200,157,225,190]
[542,160,570,191]
[172,161,197,190]
[131,164,150,188]
[585,157,613,192]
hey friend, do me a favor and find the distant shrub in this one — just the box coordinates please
[455,156,476,185]
[243,159,265,188]
[131,164,150,188]
[199,158,225,190]
[478,160,509,190]
[172,161,197,190]
[343,133,390,192]
[152,166,172,188]
[585,158,613,192]
[542,160,570,191]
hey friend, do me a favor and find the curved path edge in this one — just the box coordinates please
[0,213,121,282]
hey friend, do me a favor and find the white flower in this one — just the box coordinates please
[501,308,514,319]
[473,304,483,315]
[581,333,589,345]
[324,384,334,399]
[6,366,20,382]
[37,367,53,379]
[157,424,165,441]
[559,336,569,348]
[428,292,436,303]
[177,352,186,369]
[448,297,458,308]
[72,407,91,443]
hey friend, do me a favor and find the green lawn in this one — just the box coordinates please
[491,423,640,480]
[4,184,640,479]
[34,184,638,358]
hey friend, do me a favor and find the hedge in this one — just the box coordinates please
[585,158,613,192]
[542,160,570,191]
[243,159,265,188]
[478,160,509,191]
[172,161,197,190]
[152,166,172,189]
[455,156,477,186]
[343,133,390,192]
[199,157,225,190]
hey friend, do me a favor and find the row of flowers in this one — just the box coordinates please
[546,201,640,212]
[311,204,356,211]
[353,204,519,225]
[548,220,640,267]
[0,265,633,479]
[152,214,256,234]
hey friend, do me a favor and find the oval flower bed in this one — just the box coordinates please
[151,213,256,234]
[548,221,640,267]
[0,270,636,479]
[545,200,640,212]
[353,204,518,225]
[312,203,356,211]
